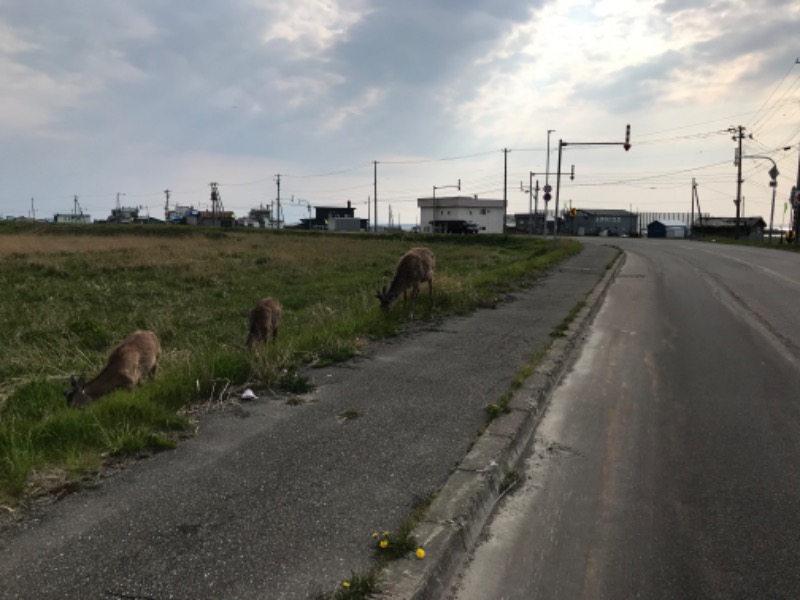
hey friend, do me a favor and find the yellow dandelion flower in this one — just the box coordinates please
[382,530,390,537]
[379,539,389,549]
[416,548,426,559]
[342,581,350,588]
[371,532,379,539]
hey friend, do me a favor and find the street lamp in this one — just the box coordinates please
[545,130,555,190]
[432,179,461,233]
[741,154,779,242]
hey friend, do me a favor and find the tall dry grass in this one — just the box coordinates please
[0,224,581,504]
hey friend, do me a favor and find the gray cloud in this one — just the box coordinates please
[1,0,797,218]
[574,0,799,116]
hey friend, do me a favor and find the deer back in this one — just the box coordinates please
[246,297,282,348]
[66,330,162,407]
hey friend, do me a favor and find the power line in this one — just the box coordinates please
[747,60,800,131]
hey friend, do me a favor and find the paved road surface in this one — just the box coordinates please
[450,239,800,600]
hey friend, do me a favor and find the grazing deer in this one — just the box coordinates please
[66,330,162,408]
[245,296,282,349]
[375,247,435,315]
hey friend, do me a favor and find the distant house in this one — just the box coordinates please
[647,219,689,239]
[54,213,91,224]
[298,201,366,230]
[565,209,638,236]
[692,217,766,242]
[134,215,165,225]
[417,196,504,233]
[513,212,549,234]
[166,205,194,224]
[107,206,140,224]
[190,211,237,228]
[241,206,274,228]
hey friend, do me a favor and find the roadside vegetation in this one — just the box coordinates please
[0,222,580,507]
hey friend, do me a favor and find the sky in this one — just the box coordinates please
[1,0,799,228]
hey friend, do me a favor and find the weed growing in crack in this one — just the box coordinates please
[372,527,418,561]
[315,566,381,600]
[500,469,522,494]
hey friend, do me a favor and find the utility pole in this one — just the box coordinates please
[741,154,780,242]
[503,148,510,233]
[367,196,371,231]
[373,161,378,233]
[690,179,705,239]
[545,130,555,237]
[164,189,171,220]
[30,197,35,221]
[274,175,281,229]
[531,167,573,239]
[691,179,696,239]
[729,125,747,238]
[210,182,222,226]
[545,130,555,192]
[520,174,539,236]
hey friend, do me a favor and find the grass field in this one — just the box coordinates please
[0,222,581,506]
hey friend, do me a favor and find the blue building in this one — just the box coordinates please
[647,219,689,239]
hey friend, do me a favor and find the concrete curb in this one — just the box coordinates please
[377,249,624,599]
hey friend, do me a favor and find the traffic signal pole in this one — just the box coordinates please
[553,125,631,244]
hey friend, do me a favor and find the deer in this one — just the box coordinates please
[245,296,282,349]
[65,330,162,408]
[375,247,435,317]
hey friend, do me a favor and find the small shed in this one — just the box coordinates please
[647,219,689,239]
[692,217,766,242]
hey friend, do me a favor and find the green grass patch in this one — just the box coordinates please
[0,225,579,504]
[550,300,586,338]
[316,566,382,600]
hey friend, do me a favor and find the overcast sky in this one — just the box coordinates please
[2,0,799,227]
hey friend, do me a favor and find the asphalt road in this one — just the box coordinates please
[450,238,800,600]
[0,242,618,600]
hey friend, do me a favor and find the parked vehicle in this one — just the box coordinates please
[431,220,480,234]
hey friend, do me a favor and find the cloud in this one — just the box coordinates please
[254,0,366,58]
[0,0,798,220]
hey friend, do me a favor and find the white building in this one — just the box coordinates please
[417,196,505,233]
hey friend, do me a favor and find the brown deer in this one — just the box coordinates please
[66,330,162,408]
[375,247,435,316]
[245,296,282,349]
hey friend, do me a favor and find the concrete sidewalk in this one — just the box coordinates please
[0,243,620,600]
